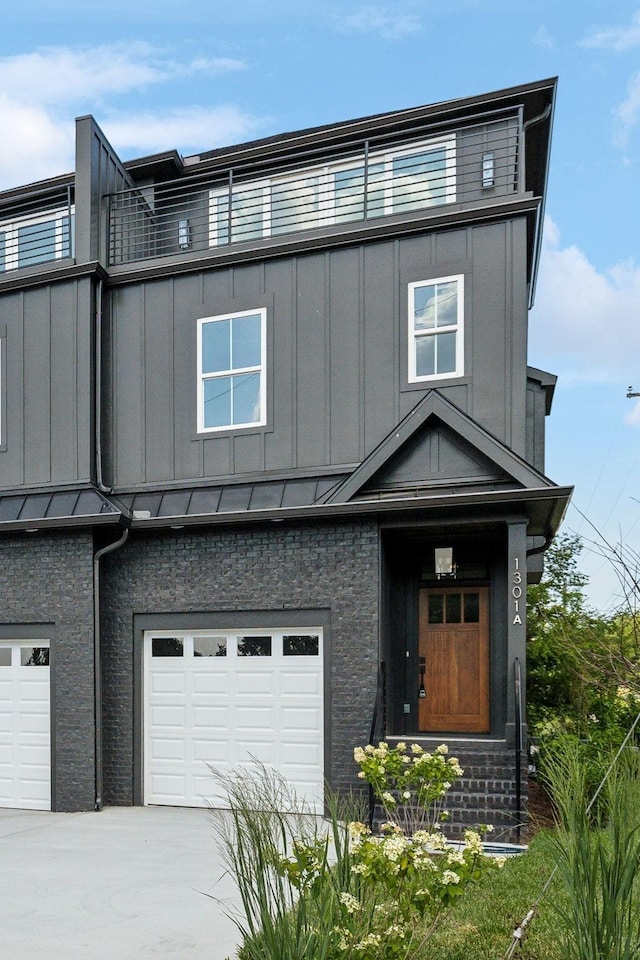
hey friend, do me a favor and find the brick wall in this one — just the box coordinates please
[100,518,381,804]
[0,531,95,811]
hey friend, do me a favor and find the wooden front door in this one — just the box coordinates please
[418,587,489,733]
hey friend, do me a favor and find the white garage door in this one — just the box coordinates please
[144,629,324,811]
[0,641,51,810]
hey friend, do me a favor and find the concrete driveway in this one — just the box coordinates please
[0,805,242,960]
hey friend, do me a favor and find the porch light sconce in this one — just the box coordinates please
[482,152,495,189]
[435,546,456,579]
[178,218,191,249]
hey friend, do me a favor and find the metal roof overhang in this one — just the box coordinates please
[0,486,125,533]
[126,484,572,539]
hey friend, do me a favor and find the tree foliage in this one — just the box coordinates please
[527,533,639,742]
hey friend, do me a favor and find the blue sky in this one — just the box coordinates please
[1,0,639,609]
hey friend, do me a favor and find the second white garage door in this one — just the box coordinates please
[0,640,51,811]
[144,628,324,811]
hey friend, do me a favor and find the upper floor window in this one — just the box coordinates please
[0,208,74,273]
[197,309,267,433]
[408,275,464,382]
[209,136,455,245]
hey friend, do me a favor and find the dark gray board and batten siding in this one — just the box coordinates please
[106,218,530,489]
[0,277,94,491]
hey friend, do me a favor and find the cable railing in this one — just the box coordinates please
[108,115,522,267]
[0,184,74,274]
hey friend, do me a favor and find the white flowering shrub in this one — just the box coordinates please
[353,740,463,832]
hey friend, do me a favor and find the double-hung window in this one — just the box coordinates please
[197,308,266,432]
[408,275,464,382]
[0,208,74,273]
[209,135,455,246]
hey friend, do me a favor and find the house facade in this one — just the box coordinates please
[0,78,571,837]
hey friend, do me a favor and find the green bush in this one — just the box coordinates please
[542,736,640,960]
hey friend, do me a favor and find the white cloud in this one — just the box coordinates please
[334,6,421,39]
[615,71,640,146]
[0,95,74,187]
[529,217,640,386]
[0,43,245,106]
[102,106,262,156]
[533,25,554,49]
[581,10,640,52]
[0,42,255,189]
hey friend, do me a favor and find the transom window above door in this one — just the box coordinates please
[197,308,267,433]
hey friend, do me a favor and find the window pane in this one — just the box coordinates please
[21,646,49,666]
[237,636,272,657]
[151,637,183,657]
[202,319,230,374]
[283,635,319,656]
[435,331,456,374]
[435,281,458,327]
[0,647,11,666]
[446,594,461,624]
[393,147,447,211]
[464,593,480,623]
[231,313,261,369]
[215,194,230,245]
[231,186,264,242]
[428,594,444,624]
[194,636,227,657]
[334,166,365,222]
[0,232,5,271]
[204,376,232,428]
[272,176,319,235]
[414,285,437,330]
[415,335,436,377]
[232,372,261,425]
[18,219,57,267]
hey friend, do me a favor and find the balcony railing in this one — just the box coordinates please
[0,185,74,275]
[108,114,522,268]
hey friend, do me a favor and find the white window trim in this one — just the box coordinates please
[0,207,74,272]
[208,135,456,246]
[408,274,465,383]
[197,307,267,434]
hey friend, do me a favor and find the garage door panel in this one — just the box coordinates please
[192,672,230,694]
[192,705,229,728]
[192,738,230,762]
[150,737,187,761]
[150,705,186,727]
[0,713,14,734]
[235,672,276,696]
[17,712,49,735]
[17,679,49,701]
[18,743,50,765]
[280,674,321,696]
[280,706,322,732]
[150,671,186,695]
[145,629,323,811]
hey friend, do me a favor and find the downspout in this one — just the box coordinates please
[94,524,129,810]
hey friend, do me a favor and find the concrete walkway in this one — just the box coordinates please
[0,805,242,960]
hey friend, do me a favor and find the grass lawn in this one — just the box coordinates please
[426,832,565,959]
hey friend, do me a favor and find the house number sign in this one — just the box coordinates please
[512,557,523,625]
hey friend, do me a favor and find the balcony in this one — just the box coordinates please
[108,114,523,268]
[0,185,74,275]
